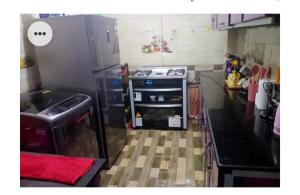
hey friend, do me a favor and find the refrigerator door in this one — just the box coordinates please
[93,65,127,167]
[86,16,119,71]
[34,16,96,99]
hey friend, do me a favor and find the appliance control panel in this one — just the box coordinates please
[132,79,182,88]
[46,94,88,116]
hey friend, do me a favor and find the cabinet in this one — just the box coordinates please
[229,14,243,25]
[202,107,219,187]
[243,14,267,22]
[199,82,280,187]
[216,14,230,28]
[206,143,219,187]
[214,14,278,30]
[202,111,280,187]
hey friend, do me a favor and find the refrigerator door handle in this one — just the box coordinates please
[92,64,119,73]
[106,27,111,43]
[90,40,98,67]
[93,67,102,73]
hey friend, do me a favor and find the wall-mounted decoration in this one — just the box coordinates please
[162,39,172,53]
[141,32,172,54]
[142,35,161,53]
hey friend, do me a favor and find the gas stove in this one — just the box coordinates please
[129,66,187,130]
[167,68,185,76]
[134,70,152,77]
[131,66,187,79]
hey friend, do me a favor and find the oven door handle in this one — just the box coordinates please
[133,88,182,92]
[109,103,124,107]
[107,88,123,92]
[135,104,182,108]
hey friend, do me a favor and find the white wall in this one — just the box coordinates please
[105,14,228,71]
[20,14,41,94]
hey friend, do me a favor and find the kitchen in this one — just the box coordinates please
[19,14,280,187]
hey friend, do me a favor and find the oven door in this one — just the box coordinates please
[131,85,185,130]
[134,104,183,129]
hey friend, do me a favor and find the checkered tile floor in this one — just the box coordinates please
[100,119,205,187]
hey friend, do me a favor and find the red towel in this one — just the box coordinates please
[20,153,95,185]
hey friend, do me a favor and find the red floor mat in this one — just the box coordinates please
[20,153,95,185]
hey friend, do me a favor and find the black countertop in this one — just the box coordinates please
[199,71,280,172]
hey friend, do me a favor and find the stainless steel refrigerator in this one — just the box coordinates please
[30,15,127,168]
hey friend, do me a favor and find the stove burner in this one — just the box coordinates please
[134,70,152,77]
[133,67,186,78]
[154,72,163,76]
[167,69,185,76]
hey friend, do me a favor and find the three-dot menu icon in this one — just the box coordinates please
[27,21,53,47]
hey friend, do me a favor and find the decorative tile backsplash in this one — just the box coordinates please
[104,14,228,70]
[228,26,280,79]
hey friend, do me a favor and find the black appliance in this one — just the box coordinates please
[129,66,187,130]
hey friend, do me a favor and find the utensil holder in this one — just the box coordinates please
[248,83,258,102]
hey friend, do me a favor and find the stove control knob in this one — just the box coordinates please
[140,80,144,86]
[133,80,137,86]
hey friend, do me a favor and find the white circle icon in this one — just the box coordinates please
[27,21,53,47]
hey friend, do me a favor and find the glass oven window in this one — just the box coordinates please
[135,107,183,129]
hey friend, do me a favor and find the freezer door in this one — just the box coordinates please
[93,65,127,167]
[86,16,120,70]
[34,15,96,96]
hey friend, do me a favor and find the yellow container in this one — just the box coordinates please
[275,66,280,85]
